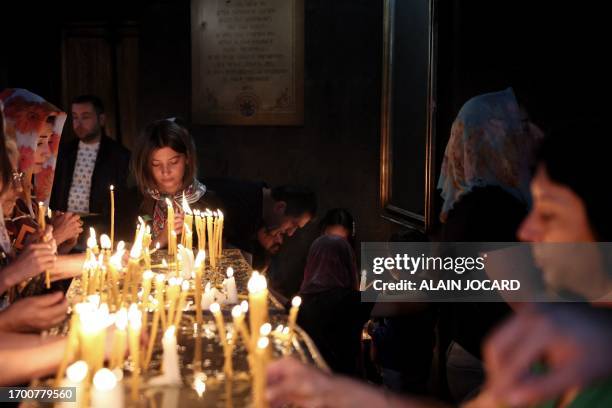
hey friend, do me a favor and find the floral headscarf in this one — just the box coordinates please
[149,179,207,239]
[0,89,66,209]
[437,88,542,222]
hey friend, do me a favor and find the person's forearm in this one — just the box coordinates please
[0,334,66,386]
[51,253,85,281]
[330,376,451,408]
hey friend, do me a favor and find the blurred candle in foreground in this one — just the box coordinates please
[92,368,124,408]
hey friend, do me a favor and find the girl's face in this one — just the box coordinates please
[150,147,186,195]
[33,122,53,174]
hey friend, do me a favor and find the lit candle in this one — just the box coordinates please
[181,193,193,248]
[253,336,270,408]
[205,210,214,267]
[92,368,124,408]
[110,185,115,250]
[173,280,190,327]
[55,312,80,386]
[194,251,205,328]
[247,272,269,350]
[217,210,224,261]
[210,302,233,378]
[287,296,302,343]
[128,304,142,401]
[141,270,154,312]
[144,298,160,370]
[231,305,251,350]
[166,277,182,329]
[57,360,88,408]
[37,201,46,231]
[223,267,238,304]
[111,308,128,370]
[154,273,167,331]
[166,198,175,258]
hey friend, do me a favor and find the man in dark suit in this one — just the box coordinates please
[50,95,130,241]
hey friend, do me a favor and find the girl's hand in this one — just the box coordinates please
[0,292,68,332]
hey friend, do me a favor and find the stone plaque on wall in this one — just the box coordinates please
[191,0,304,125]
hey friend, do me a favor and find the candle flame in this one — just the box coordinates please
[291,296,302,308]
[182,193,192,214]
[110,184,114,191]
[226,267,234,279]
[66,360,88,382]
[93,368,117,391]
[195,250,206,267]
[209,302,220,314]
[143,270,154,281]
[257,336,269,350]
[231,305,243,318]
[128,303,142,328]
[155,273,165,284]
[247,271,267,293]
[165,197,173,208]
[240,300,249,313]
[181,280,190,291]
[259,323,272,337]
[100,234,111,250]
[90,227,96,240]
[275,324,284,333]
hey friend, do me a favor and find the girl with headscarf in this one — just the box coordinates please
[436,88,544,402]
[131,118,222,247]
[0,89,82,253]
[296,235,372,376]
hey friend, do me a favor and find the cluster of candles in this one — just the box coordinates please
[164,194,224,268]
[53,187,303,407]
[37,201,53,288]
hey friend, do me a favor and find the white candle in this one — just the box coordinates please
[200,282,216,311]
[359,269,367,291]
[223,267,238,304]
[92,368,124,408]
[149,326,182,386]
[57,360,88,408]
[247,272,269,349]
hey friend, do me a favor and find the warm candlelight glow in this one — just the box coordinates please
[66,360,88,382]
[241,300,249,313]
[93,368,117,391]
[257,336,270,350]
[247,271,267,293]
[291,296,302,308]
[260,323,272,337]
[231,305,243,318]
[210,302,220,314]
[227,267,234,278]
[194,372,207,397]
[100,234,111,250]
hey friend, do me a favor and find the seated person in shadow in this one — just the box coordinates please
[296,235,372,376]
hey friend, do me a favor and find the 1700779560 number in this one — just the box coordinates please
[0,387,76,402]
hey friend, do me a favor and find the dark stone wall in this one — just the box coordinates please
[138,0,390,249]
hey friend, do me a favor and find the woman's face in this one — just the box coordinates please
[1,151,23,215]
[518,164,595,243]
[323,224,351,241]
[149,147,186,195]
[518,164,602,296]
[33,122,53,174]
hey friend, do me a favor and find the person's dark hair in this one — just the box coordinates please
[271,185,317,217]
[319,208,355,246]
[131,119,197,195]
[0,108,13,195]
[71,94,105,115]
[537,120,612,240]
